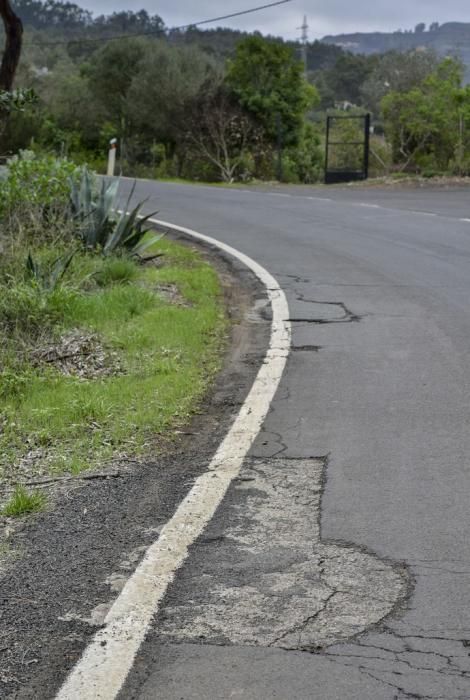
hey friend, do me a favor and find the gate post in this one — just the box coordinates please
[324,116,331,184]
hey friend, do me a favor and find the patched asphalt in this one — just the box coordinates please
[143,457,408,649]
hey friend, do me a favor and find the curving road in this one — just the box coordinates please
[116,181,470,700]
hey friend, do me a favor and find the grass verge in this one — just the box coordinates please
[0,237,227,497]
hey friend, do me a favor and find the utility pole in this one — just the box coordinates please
[298,15,308,77]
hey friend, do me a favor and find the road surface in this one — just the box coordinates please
[103,181,470,700]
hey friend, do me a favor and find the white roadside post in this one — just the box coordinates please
[107,138,118,177]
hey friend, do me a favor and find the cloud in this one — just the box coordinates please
[77,0,470,40]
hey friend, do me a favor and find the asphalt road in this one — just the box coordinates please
[111,181,470,700]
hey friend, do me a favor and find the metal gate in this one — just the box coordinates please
[324,113,370,184]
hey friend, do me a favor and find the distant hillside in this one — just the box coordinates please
[321,22,470,80]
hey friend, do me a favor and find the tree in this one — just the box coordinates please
[10,0,91,29]
[310,69,337,109]
[382,58,468,171]
[317,53,377,108]
[128,42,220,161]
[40,59,105,150]
[84,38,147,158]
[361,50,439,116]
[187,87,261,182]
[414,23,426,34]
[93,10,164,35]
[226,35,317,147]
[0,0,23,90]
[302,40,344,72]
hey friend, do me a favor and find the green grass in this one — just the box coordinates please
[94,257,140,286]
[2,486,46,517]
[0,239,227,485]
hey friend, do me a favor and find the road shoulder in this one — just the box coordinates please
[0,232,271,700]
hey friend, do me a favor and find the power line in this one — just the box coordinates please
[28,0,294,47]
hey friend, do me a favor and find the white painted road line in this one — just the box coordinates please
[55,220,291,700]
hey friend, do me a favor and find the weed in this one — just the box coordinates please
[3,486,46,517]
[0,283,78,335]
[0,365,36,400]
[94,257,139,286]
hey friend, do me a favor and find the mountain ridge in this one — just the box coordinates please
[321,22,470,60]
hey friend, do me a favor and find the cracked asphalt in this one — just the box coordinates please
[149,457,408,651]
[115,181,470,699]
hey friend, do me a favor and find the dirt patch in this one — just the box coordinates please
[30,330,123,379]
[154,283,192,307]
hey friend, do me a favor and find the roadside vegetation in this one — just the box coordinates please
[0,153,226,515]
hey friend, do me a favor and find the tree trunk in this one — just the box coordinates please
[0,0,23,91]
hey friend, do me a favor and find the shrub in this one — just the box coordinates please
[0,151,80,216]
[0,152,82,248]
[281,123,323,183]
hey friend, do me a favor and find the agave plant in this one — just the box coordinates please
[103,181,163,258]
[26,250,75,292]
[70,168,117,249]
[70,170,163,258]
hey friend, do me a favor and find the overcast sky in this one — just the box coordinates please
[77,1,470,40]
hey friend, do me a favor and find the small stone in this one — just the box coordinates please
[3,526,14,540]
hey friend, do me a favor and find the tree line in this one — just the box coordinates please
[9,20,325,183]
[3,0,470,180]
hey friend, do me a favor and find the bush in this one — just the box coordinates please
[0,151,80,216]
[281,123,323,183]
[0,152,82,248]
